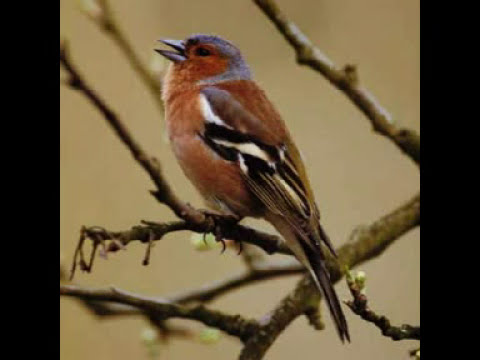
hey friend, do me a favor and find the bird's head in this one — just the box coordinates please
[156,34,251,87]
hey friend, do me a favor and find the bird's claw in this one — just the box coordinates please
[214,225,227,254]
[198,209,242,255]
[235,239,243,255]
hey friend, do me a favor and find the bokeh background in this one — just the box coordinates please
[60,0,419,359]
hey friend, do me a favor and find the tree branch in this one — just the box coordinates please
[239,193,419,359]
[167,260,303,304]
[60,284,259,342]
[60,42,197,222]
[81,0,164,113]
[333,194,420,278]
[61,262,194,340]
[253,0,420,166]
[69,219,291,279]
[240,275,320,360]
[70,188,418,288]
[61,193,419,356]
[345,271,420,341]
[69,190,418,315]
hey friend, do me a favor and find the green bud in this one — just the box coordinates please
[140,327,161,359]
[198,327,221,344]
[355,270,367,291]
[191,233,219,251]
[140,327,158,345]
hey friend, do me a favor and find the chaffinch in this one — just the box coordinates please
[156,34,349,342]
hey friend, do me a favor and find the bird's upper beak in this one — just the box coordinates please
[155,39,187,63]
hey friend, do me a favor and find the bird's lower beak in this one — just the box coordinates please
[155,39,187,63]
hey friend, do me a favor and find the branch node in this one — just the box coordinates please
[142,229,155,266]
[343,64,359,86]
[304,305,325,331]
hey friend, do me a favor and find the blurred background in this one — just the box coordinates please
[60,0,419,359]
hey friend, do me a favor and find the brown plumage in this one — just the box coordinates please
[157,34,350,342]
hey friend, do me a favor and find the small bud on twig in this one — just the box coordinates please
[197,327,221,344]
[346,269,367,294]
[191,233,219,251]
[140,327,161,359]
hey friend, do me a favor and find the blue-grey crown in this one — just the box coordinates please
[186,34,252,83]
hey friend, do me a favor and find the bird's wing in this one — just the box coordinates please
[198,84,336,255]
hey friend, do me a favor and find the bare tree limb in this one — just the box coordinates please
[198,192,420,315]
[240,276,320,360]
[61,262,194,340]
[239,193,419,359]
[60,193,419,355]
[333,194,420,278]
[60,42,196,222]
[70,187,418,297]
[67,191,418,313]
[167,260,303,304]
[60,284,259,342]
[90,220,289,256]
[253,0,420,166]
[69,219,291,279]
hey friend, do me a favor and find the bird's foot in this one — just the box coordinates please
[198,209,242,254]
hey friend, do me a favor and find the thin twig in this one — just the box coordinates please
[167,260,303,304]
[82,0,164,113]
[61,260,194,339]
[60,284,259,342]
[69,219,290,279]
[345,273,420,341]
[60,42,194,221]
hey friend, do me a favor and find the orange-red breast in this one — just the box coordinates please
[156,34,349,342]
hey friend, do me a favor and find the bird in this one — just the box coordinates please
[155,34,350,342]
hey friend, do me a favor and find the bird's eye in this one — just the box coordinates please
[195,47,211,56]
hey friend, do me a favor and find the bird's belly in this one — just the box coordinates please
[170,134,263,217]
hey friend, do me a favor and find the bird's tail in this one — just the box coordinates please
[265,214,350,342]
[301,233,350,343]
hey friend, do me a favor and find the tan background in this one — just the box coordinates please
[60,0,419,359]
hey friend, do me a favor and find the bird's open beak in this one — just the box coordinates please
[155,39,187,63]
